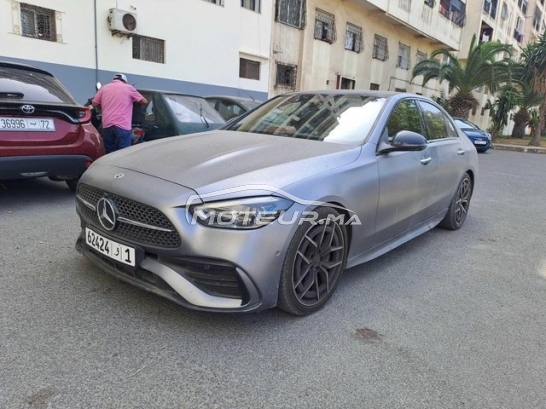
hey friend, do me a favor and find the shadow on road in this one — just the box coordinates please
[0,178,74,209]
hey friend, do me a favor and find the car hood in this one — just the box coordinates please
[463,129,489,138]
[94,131,361,196]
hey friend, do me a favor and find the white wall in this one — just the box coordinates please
[1,0,273,99]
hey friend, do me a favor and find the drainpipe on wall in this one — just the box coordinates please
[94,0,99,85]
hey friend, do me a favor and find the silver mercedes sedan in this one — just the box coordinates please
[75,91,478,315]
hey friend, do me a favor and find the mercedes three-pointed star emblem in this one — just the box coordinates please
[96,197,117,231]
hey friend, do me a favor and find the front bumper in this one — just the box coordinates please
[74,174,299,313]
[75,230,265,312]
[470,138,491,151]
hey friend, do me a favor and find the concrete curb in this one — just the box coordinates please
[492,143,546,154]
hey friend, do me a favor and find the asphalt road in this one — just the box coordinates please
[1,150,545,409]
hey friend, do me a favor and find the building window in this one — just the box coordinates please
[370,83,380,90]
[483,0,498,19]
[338,76,355,89]
[398,43,411,70]
[276,0,306,29]
[133,36,165,63]
[517,0,528,14]
[514,16,524,41]
[20,3,57,41]
[240,58,260,80]
[533,7,542,31]
[439,0,467,27]
[345,23,363,53]
[241,0,260,12]
[395,88,407,92]
[500,2,508,19]
[314,9,336,43]
[373,35,389,61]
[424,0,436,7]
[276,62,297,88]
[203,0,224,5]
[416,50,427,63]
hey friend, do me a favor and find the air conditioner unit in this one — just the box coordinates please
[107,8,138,36]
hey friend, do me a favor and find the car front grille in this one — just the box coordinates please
[77,183,181,248]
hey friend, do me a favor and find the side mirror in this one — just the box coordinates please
[377,131,427,155]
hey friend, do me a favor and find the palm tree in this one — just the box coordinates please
[412,35,513,118]
[506,62,542,138]
[520,33,546,146]
[486,88,519,140]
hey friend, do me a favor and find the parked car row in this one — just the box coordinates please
[0,61,265,191]
[2,60,480,315]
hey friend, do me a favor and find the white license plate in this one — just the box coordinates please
[0,117,55,131]
[474,140,487,145]
[85,228,136,266]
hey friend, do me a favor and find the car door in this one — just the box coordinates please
[374,98,438,244]
[140,92,178,141]
[417,101,465,215]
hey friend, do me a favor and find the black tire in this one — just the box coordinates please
[277,207,349,316]
[438,173,473,230]
[65,177,80,192]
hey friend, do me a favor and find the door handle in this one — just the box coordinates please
[420,157,432,165]
[457,149,465,155]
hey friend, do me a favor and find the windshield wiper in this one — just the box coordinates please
[199,103,209,128]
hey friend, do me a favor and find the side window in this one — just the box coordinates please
[418,101,457,140]
[144,93,172,130]
[385,99,423,142]
[206,98,217,110]
[219,100,245,120]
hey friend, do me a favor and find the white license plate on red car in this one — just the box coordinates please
[0,117,55,131]
[85,228,136,266]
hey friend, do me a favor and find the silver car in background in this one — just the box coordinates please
[75,91,478,315]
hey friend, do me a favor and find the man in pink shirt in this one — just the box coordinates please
[92,73,147,154]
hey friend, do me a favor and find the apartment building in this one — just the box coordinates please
[268,0,466,99]
[0,0,272,103]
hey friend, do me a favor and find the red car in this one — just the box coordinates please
[0,61,104,191]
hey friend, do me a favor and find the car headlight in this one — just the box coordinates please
[191,196,294,229]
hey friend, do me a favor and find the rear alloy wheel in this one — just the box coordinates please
[278,207,348,315]
[439,173,473,230]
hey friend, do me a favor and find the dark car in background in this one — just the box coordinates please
[453,117,491,152]
[205,95,262,121]
[130,90,226,143]
[0,61,104,191]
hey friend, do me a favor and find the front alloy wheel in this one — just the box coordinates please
[278,207,348,315]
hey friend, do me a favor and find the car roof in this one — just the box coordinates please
[136,88,206,99]
[0,60,54,77]
[205,95,262,102]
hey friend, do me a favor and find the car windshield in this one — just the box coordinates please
[454,118,479,130]
[164,94,225,124]
[0,66,76,104]
[227,93,386,145]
